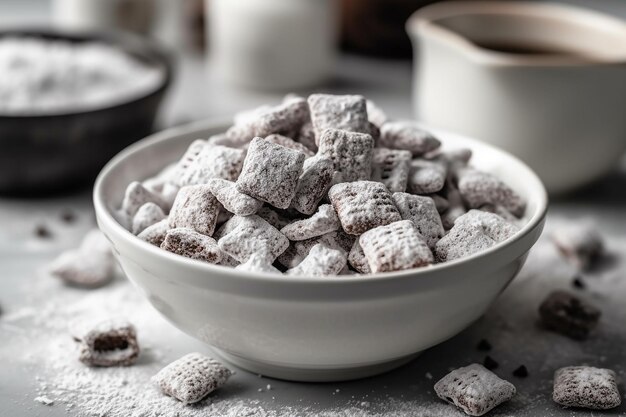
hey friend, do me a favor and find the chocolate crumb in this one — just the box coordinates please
[35,225,52,239]
[477,339,492,351]
[61,210,76,224]
[483,355,499,370]
[513,365,528,378]
[572,276,586,290]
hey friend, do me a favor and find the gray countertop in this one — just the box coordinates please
[2,1,626,416]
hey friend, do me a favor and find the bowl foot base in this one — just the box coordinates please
[211,349,421,382]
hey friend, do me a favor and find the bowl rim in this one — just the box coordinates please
[94,118,548,285]
[0,27,173,119]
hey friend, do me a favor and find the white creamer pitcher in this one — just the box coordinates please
[407,2,626,194]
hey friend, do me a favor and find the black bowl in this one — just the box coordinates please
[0,29,173,195]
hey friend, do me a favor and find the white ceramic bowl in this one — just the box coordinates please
[94,119,548,382]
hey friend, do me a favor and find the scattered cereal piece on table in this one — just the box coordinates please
[379,121,441,156]
[206,178,263,216]
[457,168,526,218]
[539,290,600,340]
[218,215,289,263]
[318,128,374,183]
[328,181,401,235]
[308,94,369,142]
[392,193,444,249]
[286,244,347,277]
[434,363,516,416]
[360,220,433,273]
[236,137,305,209]
[132,202,166,235]
[553,366,620,410]
[161,228,222,264]
[370,147,412,193]
[77,320,139,367]
[281,204,340,241]
[169,185,220,236]
[551,220,604,270]
[152,353,232,404]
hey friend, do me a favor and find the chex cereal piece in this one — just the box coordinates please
[179,144,246,186]
[226,98,309,143]
[137,218,169,246]
[161,228,222,264]
[370,148,412,193]
[236,137,305,209]
[219,253,240,267]
[278,230,354,268]
[118,181,168,228]
[265,134,315,157]
[172,139,207,180]
[328,181,401,235]
[257,206,292,230]
[360,220,433,273]
[169,185,220,236]
[440,182,467,230]
[286,244,347,277]
[368,121,381,142]
[539,291,601,340]
[48,230,115,288]
[434,363,516,416]
[218,215,289,263]
[206,178,263,216]
[235,252,280,274]
[77,320,140,367]
[297,121,318,152]
[348,239,371,274]
[457,168,525,217]
[132,202,166,235]
[392,193,444,248]
[152,353,231,404]
[308,94,369,142]
[281,204,340,241]
[291,156,335,215]
[553,366,621,410]
[366,99,388,128]
[379,121,441,156]
[408,159,447,195]
[318,128,374,183]
[435,210,518,262]
[551,221,604,270]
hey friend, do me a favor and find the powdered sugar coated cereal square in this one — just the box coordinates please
[434,363,516,416]
[318,128,374,183]
[457,168,526,217]
[281,204,340,241]
[169,185,220,236]
[553,366,620,410]
[152,353,231,404]
[392,193,444,249]
[265,134,315,157]
[161,228,222,264]
[291,156,335,215]
[277,230,354,269]
[308,94,369,142]
[137,218,169,247]
[118,181,168,228]
[370,147,412,193]
[217,215,289,263]
[235,252,281,274]
[359,220,433,273]
[408,158,447,195]
[236,137,305,209]
[328,181,401,235]
[206,178,263,216]
[379,121,441,156]
[286,244,347,277]
[179,144,245,186]
[132,202,166,235]
[348,239,371,274]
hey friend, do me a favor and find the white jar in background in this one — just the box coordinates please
[207,0,339,90]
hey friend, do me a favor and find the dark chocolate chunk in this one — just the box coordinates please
[513,365,528,378]
[477,339,492,351]
[35,225,52,239]
[483,355,499,370]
